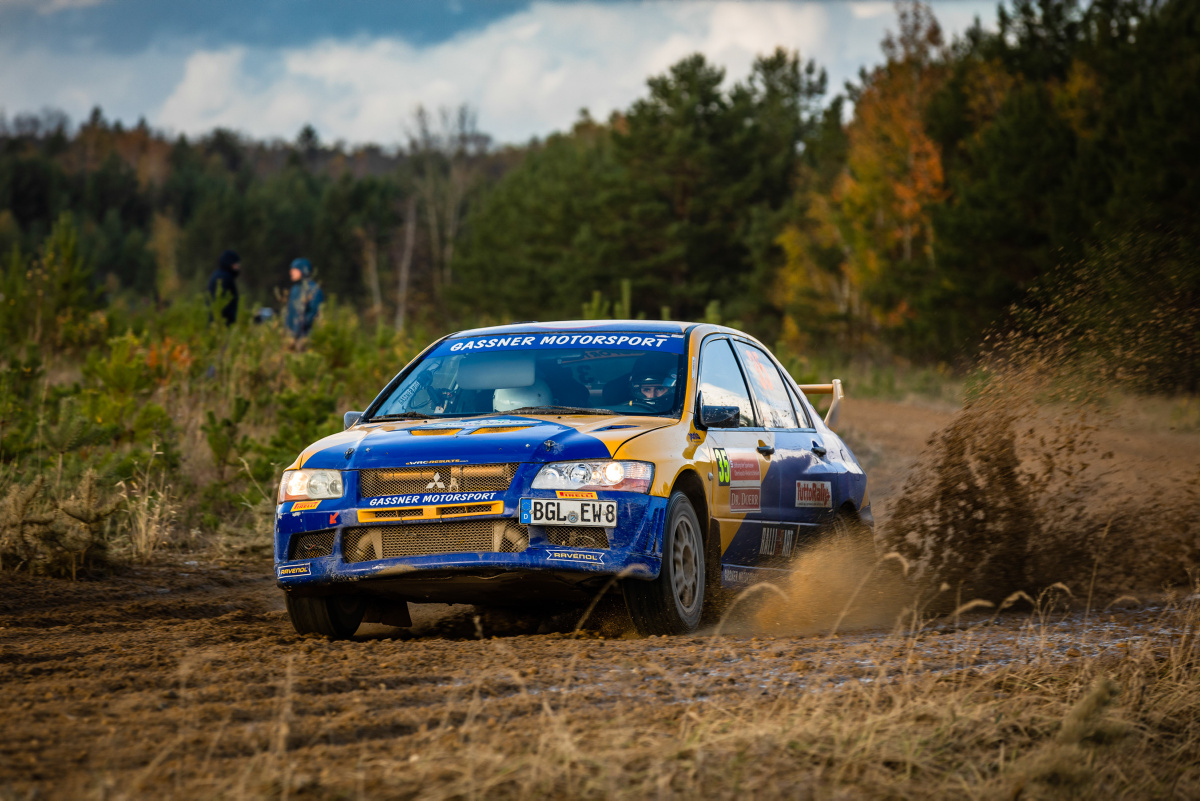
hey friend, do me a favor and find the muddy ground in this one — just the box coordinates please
[2,398,1198,798]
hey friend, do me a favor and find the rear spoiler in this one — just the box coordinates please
[797,379,844,430]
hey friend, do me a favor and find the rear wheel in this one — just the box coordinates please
[625,491,705,636]
[285,593,366,638]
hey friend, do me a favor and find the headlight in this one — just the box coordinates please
[531,460,653,493]
[278,469,345,503]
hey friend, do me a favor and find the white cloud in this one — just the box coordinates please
[848,2,893,20]
[0,1,1000,145]
[0,0,106,14]
[157,1,834,145]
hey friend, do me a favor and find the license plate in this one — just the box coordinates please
[520,498,617,527]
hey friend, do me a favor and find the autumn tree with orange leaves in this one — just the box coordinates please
[778,2,948,354]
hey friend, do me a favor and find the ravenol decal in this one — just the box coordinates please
[760,525,796,557]
[277,563,312,577]
[546,550,605,564]
[795,481,833,509]
[714,448,731,486]
[290,500,321,511]
[435,333,686,356]
[556,490,598,499]
[366,491,501,507]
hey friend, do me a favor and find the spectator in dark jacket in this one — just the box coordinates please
[207,250,241,325]
[285,258,324,341]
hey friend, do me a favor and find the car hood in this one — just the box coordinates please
[293,414,675,470]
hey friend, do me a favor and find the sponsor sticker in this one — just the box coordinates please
[760,525,796,557]
[290,500,321,511]
[366,491,500,507]
[687,431,702,445]
[722,566,756,585]
[546,550,605,564]
[729,487,761,513]
[730,455,760,487]
[434,332,686,356]
[404,458,468,465]
[277,563,312,577]
[795,480,833,508]
[556,490,598,499]
[714,448,731,486]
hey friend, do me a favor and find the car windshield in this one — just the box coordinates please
[368,331,689,419]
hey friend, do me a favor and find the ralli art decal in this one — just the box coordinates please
[760,524,795,557]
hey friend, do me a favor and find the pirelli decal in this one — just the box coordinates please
[556,490,598,499]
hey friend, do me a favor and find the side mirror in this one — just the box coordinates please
[344,411,363,430]
[698,404,740,429]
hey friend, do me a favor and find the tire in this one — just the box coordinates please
[285,593,367,639]
[700,517,731,626]
[625,491,705,636]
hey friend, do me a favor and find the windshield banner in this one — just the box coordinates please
[434,332,687,356]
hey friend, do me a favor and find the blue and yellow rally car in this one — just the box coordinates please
[275,321,870,637]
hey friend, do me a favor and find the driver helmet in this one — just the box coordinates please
[629,353,678,411]
[493,379,552,412]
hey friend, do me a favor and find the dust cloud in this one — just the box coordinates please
[750,536,915,636]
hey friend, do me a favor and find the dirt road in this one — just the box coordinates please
[2,398,1198,798]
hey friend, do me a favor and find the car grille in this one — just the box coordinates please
[342,520,529,562]
[288,530,335,560]
[544,526,611,549]
[437,503,495,515]
[358,463,519,498]
[361,507,424,521]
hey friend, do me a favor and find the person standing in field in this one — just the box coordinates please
[206,249,241,325]
[285,258,324,344]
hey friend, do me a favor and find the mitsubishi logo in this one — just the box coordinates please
[426,472,446,490]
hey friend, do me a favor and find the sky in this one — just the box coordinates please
[0,0,1001,146]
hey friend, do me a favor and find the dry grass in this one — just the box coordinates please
[93,589,1197,800]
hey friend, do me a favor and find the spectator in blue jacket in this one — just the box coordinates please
[206,250,241,325]
[285,258,324,341]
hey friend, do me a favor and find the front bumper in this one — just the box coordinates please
[273,466,668,604]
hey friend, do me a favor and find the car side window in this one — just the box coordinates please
[786,381,815,429]
[697,339,756,427]
[732,342,798,429]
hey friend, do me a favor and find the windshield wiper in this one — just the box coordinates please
[503,405,617,416]
[367,412,433,421]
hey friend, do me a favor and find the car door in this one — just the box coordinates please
[729,340,819,566]
[774,373,848,546]
[695,337,775,580]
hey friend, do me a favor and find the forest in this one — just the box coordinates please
[0,0,1197,574]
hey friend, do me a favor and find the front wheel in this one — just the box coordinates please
[285,593,366,639]
[625,492,705,635]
